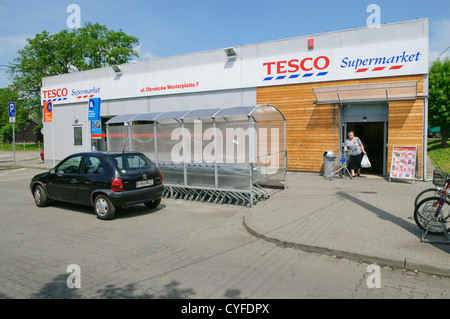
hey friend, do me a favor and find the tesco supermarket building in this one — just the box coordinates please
[41,19,429,178]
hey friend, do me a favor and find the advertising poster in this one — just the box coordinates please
[91,119,102,136]
[389,146,417,182]
[88,98,102,138]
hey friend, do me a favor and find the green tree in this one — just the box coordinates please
[8,22,139,115]
[76,22,140,69]
[429,57,450,148]
[0,87,29,143]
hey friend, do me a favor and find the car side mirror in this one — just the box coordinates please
[49,168,55,174]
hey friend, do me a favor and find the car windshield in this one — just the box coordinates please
[112,154,156,172]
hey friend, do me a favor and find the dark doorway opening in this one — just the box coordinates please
[346,122,385,175]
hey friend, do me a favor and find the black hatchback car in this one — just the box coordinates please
[30,152,164,220]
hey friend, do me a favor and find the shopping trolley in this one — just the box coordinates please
[324,150,353,180]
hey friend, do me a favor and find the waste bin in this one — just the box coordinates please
[323,151,336,178]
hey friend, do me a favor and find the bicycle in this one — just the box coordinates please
[414,187,448,208]
[414,167,449,207]
[413,169,450,236]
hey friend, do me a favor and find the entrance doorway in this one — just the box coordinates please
[345,122,385,175]
[341,103,388,176]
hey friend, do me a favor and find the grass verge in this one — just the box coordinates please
[428,138,450,173]
[0,143,43,151]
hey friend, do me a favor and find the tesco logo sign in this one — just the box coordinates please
[263,56,330,75]
[42,88,68,99]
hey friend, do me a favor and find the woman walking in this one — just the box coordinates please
[344,131,366,177]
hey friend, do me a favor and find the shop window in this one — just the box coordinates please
[74,126,83,145]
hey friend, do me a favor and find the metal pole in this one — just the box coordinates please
[153,123,158,167]
[87,120,91,152]
[12,122,16,165]
[249,117,254,208]
[383,122,387,177]
[52,122,55,167]
[284,120,287,189]
[423,96,429,181]
[422,74,429,181]
[213,118,218,189]
[182,121,187,186]
[106,125,110,151]
[128,123,132,151]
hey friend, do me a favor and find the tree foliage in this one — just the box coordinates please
[7,22,139,116]
[77,22,140,69]
[0,87,29,142]
[429,57,450,148]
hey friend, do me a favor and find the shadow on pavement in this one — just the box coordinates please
[29,274,195,298]
[336,191,450,255]
[28,273,243,299]
[46,202,164,220]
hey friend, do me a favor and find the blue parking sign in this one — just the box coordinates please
[9,102,15,117]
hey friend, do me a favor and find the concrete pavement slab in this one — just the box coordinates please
[5,150,450,277]
[244,172,450,277]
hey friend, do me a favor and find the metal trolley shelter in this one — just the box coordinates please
[106,104,287,207]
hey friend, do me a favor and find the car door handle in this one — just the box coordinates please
[71,179,77,184]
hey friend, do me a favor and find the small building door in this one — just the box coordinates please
[340,103,388,176]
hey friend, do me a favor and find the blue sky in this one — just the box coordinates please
[0,0,449,87]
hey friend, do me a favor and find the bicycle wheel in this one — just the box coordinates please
[414,188,443,207]
[414,196,450,235]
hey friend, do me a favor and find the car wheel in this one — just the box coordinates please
[144,198,161,209]
[94,195,116,220]
[33,185,48,207]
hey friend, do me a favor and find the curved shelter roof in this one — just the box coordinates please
[106,104,285,125]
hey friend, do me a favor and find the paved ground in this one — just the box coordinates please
[0,150,49,169]
[0,151,449,300]
[1,150,449,276]
[245,172,450,277]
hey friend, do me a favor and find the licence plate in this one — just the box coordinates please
[136,179,154,188]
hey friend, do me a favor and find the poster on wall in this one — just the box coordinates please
[88,98,102,138]
[91,119,102,136]
[389,146,418,183]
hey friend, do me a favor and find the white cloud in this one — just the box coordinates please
[131,44,158,63]
[0,35,29,56]
[429,18,450,62]
[140,52,158,60]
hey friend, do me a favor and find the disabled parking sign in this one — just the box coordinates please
[44,101,53,122]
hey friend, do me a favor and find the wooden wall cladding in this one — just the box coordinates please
[257,75,424,174]
[388,99,424,177]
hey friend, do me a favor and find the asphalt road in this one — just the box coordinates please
[0,167,449,301]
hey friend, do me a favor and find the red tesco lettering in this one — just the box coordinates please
[264,56,330,75]
[42,88,68,99]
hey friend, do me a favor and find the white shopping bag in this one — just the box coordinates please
[361,154,371,168]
